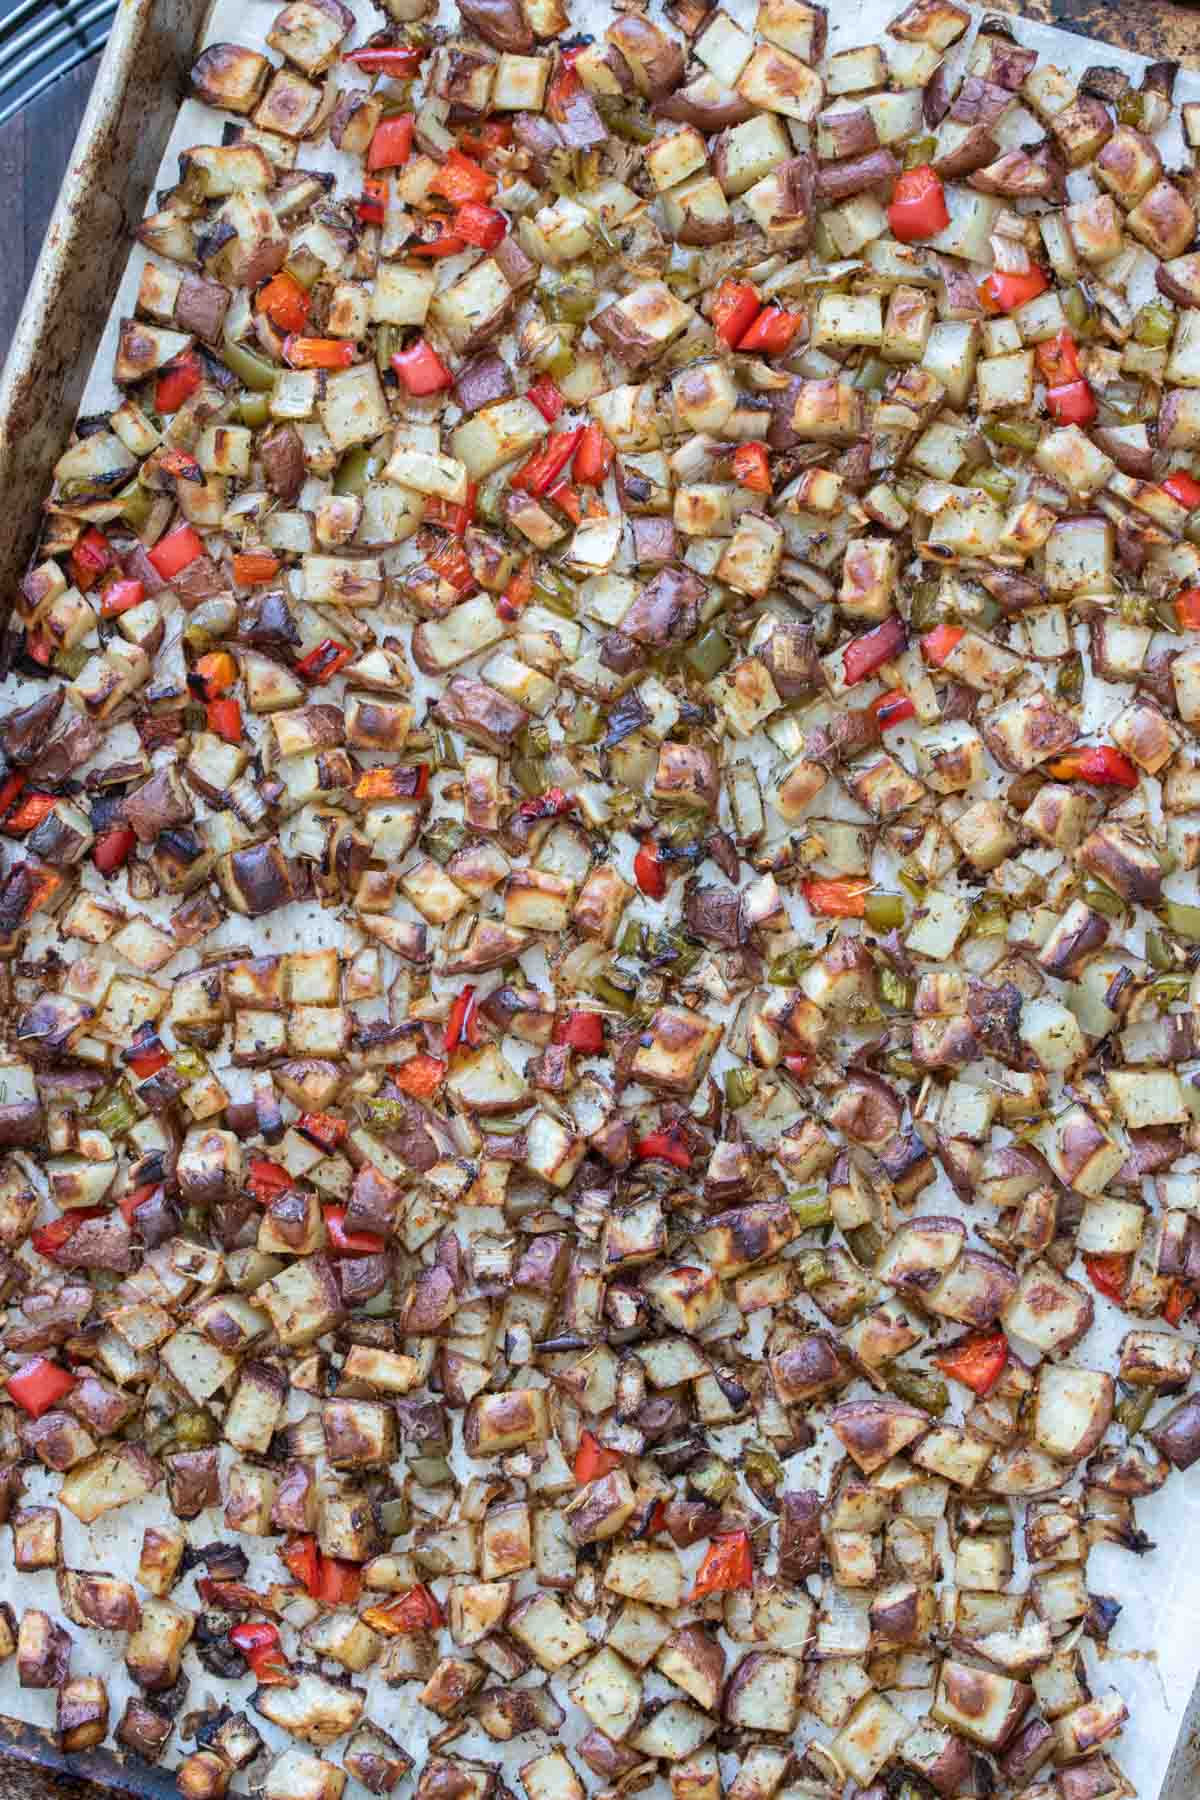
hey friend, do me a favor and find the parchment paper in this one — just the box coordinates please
[6,1,1200,1796]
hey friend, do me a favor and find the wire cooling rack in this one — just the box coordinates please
[0,0,114,126]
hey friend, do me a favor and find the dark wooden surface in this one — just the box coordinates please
[0,52,102,351]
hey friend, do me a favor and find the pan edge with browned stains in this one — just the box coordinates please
[0,0,212,617]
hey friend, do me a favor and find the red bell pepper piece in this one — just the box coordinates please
[430,148,496,205]
[409,224,468,257]
[70,526,115,592]
[0,775,24,825]
[125,1036,169,1079]
[429,539,475,594]
[1178,586,1200,630]
[1165,1280,1192,1328]
[346,43,427,75]
[4,792,56,834]
[634,837,667,900]
[458,120,512,157]
[296,638,354,684]
[391,339,452,395]
[573,422,613,487]
[100,577,145,619]
[247,1159,292,1204]
[546,478,582,522]
[1035,329,1082,386]
[229,1621,290,1684]
[842,615,907,686]
[1164,471,1200,511]
[354,764,429,802]
[32,1209,91,1258]
[297,1111,348,1153]
[227,1627,278,1648]
[871,688,916,729]
[357,176,387,225]
[574,1430,624,1485]
[454,200,507,251]
[802,878,870,918]
[518,786,575,821]
[120,1181,163,1227]
[147,523,203,581]
[1045,379,1096,426]
[553,1011,605,1053]
[784,1053,813,1079]
[154,351,203,416]
[731,441,772,493]
[712,279,760,349]
[190,650,237,701]
[368,113,415,171]
[362,1585,444,1635]
[317,1558,362,1606]
[978,266,1048,313]
[157,445,204,486]
[425,487,478,536]
[283,335,356,371]
[7,1356,78,1418]
[325,1207,386,1255]
[528,376,565,423]
[511,428,583,497]
[691,1530,753,1599]
[232,552,281,587]
[737,305,804,354]
[30,1210,102,1262]
[887,163,949,242]
[498,557,535,621]
[546,59,583,121]
[921,623,966,667]
[1046,746,1139,789]
[392,1053,447,1101]
[636,1127,691,1171]
[932,1331,1009,1397]
[1084,1252,1129,1304]
[93,825,136,875]
[446,985,481,1054]
[256,271,311,334]
[23,866,63,915]
[206,698,242,744]
[281,1534,321,1596]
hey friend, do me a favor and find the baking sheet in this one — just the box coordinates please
[6,0,1200,1794]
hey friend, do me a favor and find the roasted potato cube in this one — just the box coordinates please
[127,1599,194,1692]
[1002,1261,1093,1355]
[190,42,272,112]
[58,1676,109,1753]
[630,1005,722,1095]
[508,1592,589,1670]
[17,1610,70,1688]
[569,1646,643,1740]
[465,1389,549,1455]
[257,1255,344,1348]
[263,1748,348,1800]
[1128,179,1196,259]
[723,1651,803,1733]
[933,1660,1032,1749]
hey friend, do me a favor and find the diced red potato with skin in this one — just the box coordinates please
[932,1661,1032,1749]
